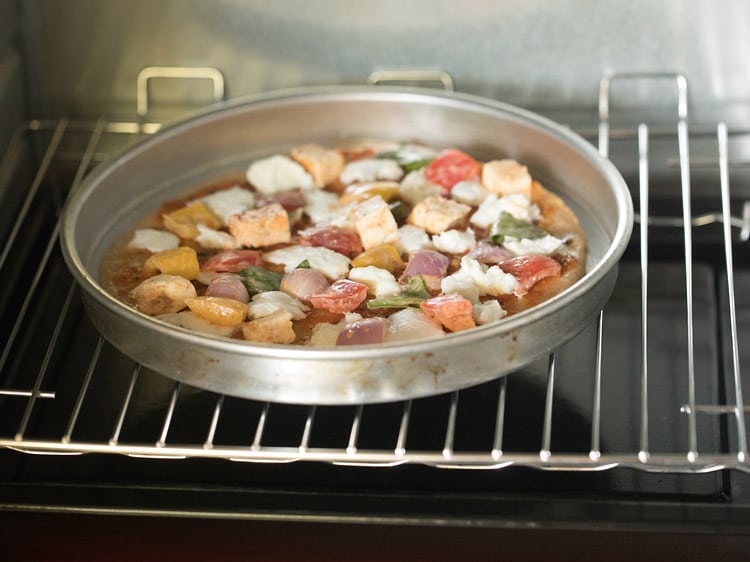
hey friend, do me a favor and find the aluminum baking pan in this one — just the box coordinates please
[61,86,633,405]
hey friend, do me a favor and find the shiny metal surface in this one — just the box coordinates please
[60,87,632,404]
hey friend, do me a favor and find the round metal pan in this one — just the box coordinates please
[61,86,633,405]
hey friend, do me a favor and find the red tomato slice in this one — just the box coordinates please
[308,279,368,313]
[201,249,262,272]
[498,255,561,296]
[420,293,476,332]
[300,226,363,257]
[424,149,481,193]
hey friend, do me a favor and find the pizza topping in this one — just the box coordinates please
[336,317,388,346]
[420,293,476,332]
[489,211,547,245]
[246,154,315,194]
[247,291,309,320]
[481,159,533,197]
[280,268,330,303]
[466,241,515,265]
[472,300,507,325]
[198,186,256,226]
[402,249,449,279]
[350,244,404,273]
[348,266,401,297]
[256,189,307,213]
[290,144,345,188]
[308,279,369,313]
[299,225,363,257]
[451,180,488,206]
[129,274,198,316]
[242,310,296,344]
[264,245,351,280]
[205,273,251,303]
[424,149,482,193]
[103,140,586,345]
[498,255,562,297]
[195,224,240,250]
[162,201,221,240]
[408,195,471,234]
[350,195,400,250]
[431,228,477,254]
[143,246,200,279]
[340,158,404,184]
[185,296,248,327]
[385,308,445,342]
[228,203,291,248]
[128,229,180,253]
[201,249,262,273]
[237,265,284,295]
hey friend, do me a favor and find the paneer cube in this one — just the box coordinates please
[228,203,291,248]
[349,195,399,250]
[129,274,197,315]
[290,144,345,188]
[241,309,296,344]
[481,159,532,198]
[407,195,470,234]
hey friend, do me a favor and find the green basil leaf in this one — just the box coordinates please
[490,212,546,245]
[403,274,431,299]
[238,266,284,295]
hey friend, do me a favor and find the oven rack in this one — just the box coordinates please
[0,73,748,473]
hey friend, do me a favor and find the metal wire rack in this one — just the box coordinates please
[0,72,748,473]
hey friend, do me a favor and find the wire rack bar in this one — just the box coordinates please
[638,123,651,464]
[718,122,749,462]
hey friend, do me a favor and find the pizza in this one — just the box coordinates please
[99,140,587,346]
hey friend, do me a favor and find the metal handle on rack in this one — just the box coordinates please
[367,70,455,92]
[136,66,226,118]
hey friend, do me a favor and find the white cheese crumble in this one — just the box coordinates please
[448,256,519,298]
[472,300,507,325]
[399,169,441,206]
[302,189,341,226]
[431,228,477,254]
[247,291,309,320]
[440,269,480,303]
[451,180,487,206]
[348,266,400,297]
[197,186,256,226]
[128,229,180,253]
[340,158,403,184]
[246,154,314,194]
[503,234,563,256]
[263,245,351,280]
[386,308,445,342]
[470,193,540,229]
[194,224,240,250]
[395,224,434,255]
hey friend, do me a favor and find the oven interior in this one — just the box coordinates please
[1,0,750,532]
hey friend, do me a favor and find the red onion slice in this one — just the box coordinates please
[336,317,388,346]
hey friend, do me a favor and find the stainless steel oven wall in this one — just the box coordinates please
[18,0,750,125]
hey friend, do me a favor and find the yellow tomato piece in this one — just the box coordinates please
[162,201,221,239]
[351,244,404,272]
[339,181,401,205]
[185,296,248,327]
[143,246,200,280]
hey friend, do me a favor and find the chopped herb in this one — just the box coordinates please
[490,211,547,245]
[367,296,426,309]
[238,265,284,295]
[388,200,410,224]
[296,260,311,269]
[401,158,432,172]
[403,274,431,299]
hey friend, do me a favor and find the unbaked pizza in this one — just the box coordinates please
[99,141,586,346]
